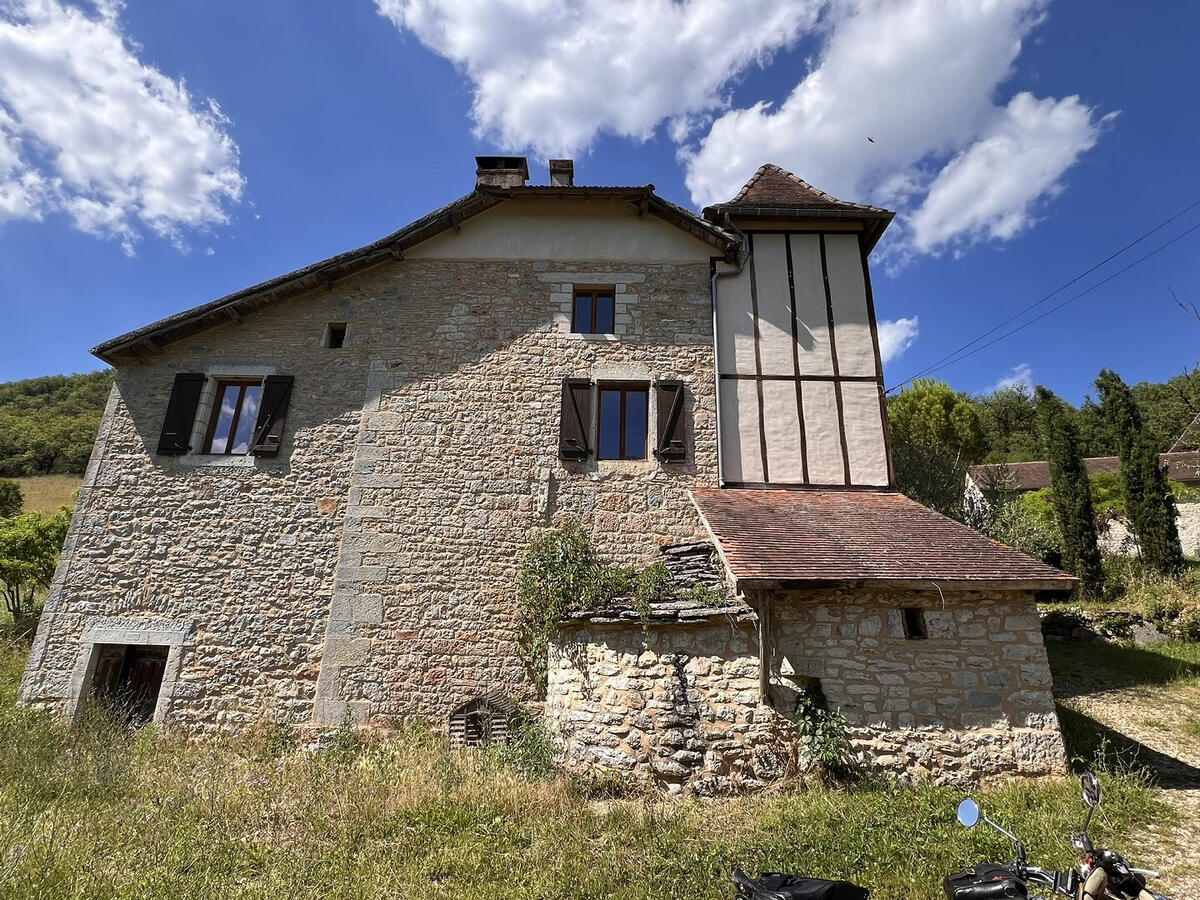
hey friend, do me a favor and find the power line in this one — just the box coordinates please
[887,217,1200,392]
[886,197,1200,393]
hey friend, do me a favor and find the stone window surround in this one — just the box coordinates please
[541,271,643,338]
[180,363,278,468]
[575,364,684,470]
[67,618,193,726]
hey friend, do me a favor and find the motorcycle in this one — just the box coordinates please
[947,772,1171,900]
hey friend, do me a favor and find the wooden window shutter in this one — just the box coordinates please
[251,375,294,457]
[156,373,206,456]
[655,381,687,462]
[559,378,592,460]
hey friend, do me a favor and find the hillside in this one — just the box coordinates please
[0,370,113,477]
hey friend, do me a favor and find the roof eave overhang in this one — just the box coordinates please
[734,576,1077,594]
[702,204,895,252]
[93,185,739,366]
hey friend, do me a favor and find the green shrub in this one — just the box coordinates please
[989,497,1062,565]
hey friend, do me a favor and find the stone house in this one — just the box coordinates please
[21,157,1074,790]
[966,453,1200,558]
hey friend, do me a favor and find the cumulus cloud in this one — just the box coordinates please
[988,363,1034,393]
[682,0,1110,257]
[876,316,919,363]
[0,0,244,253]
[377,0,1109,258]
[374,0,821,157]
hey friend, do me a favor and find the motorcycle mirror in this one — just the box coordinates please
[956,798,980,828]
[1081,773,1101,809]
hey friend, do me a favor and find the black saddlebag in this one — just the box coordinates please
[732,868,870,900]
[943,865,1028,900]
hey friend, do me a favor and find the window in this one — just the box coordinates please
[90,644,169,727]
[203,379,263,455]
[324,323,347,349]
[598,385,648,460]
[571,289,615,334]
[902,607,927,640]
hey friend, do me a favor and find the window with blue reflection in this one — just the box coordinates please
[572,289,616,333]
[598,385,648,460]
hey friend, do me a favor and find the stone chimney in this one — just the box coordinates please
[475,155,529,188]
[549,159,574,187]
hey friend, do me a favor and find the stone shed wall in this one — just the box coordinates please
[22,205,721,734]
[545,588,1065,792]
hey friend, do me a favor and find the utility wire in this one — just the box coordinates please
[887,217,1200,392]
[886,197,1200,393]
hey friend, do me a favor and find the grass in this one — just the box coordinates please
[0,638,1170,900]
[11,475,81,514]
[1046,640,1200,689]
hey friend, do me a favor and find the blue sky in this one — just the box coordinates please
[1,0,1198,405]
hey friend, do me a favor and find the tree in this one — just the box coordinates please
[1095,369,1185,575]
[1034,387,1104,597]
[0,479,21,518]
[975,386,1041,463]
[0,508,70,626]
[888,379,986,518]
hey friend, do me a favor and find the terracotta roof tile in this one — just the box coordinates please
[968,451,1200,493]
[691,488,1074,589]
[712,164,892,216]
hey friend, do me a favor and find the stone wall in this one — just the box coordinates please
[545,587,1066,792]
[1098,503,1200,558]
[21,226,720,733]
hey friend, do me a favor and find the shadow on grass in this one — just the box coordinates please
[1057,703,1200,789]
[1047,640,1200,697]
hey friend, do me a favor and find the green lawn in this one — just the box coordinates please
[0,639,1168,900]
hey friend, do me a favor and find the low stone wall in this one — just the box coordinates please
[545,587,1066,792]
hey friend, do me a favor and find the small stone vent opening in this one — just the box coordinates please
[449,696,516,748]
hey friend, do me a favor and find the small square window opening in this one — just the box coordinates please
[597,385,648,460]
[325,323,347,349]
[902,607,928,640]
[571,289,615,334]
[203,379,263,455]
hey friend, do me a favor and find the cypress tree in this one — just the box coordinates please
[1095,369,1184,575]
[1034,387,1105,597]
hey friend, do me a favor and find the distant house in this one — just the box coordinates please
[21,157,1073,792]
[966,451,1200,557]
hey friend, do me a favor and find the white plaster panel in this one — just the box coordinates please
[841,381,890,486]
[406,199,715,261]
[752,234,795,377]
[824,234,876,377]
[715,267,758,376]
[719,379,763,483]
[802,380,846,484]
[761,380,805,483]
[788,235,834,376]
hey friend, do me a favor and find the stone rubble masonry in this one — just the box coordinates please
[545,588,1066,792]
[20,255,718,733]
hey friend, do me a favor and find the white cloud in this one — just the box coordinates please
[877,316,919,363]
[988,363,1034,393]
[0,0,244,253]
[680,0,1110,257]
[375,0,822,158]
[909,93,1111,252]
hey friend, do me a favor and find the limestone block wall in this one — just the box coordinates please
[545,588,1065,792]
[21,246,719,733]
[1098,504,1200,558]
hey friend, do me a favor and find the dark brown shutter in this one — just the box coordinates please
[251,375,294,457]
[655,381,687,462]
[559,378,592,460]
[156,373,205,456]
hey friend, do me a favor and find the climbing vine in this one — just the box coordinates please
[516,522,721,694]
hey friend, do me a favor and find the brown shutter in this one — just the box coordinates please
[156,373,206,456]
[251,375,294,457]
[559,378,592,460]
[655,381,687,462]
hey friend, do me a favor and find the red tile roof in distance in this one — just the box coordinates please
[968,451,1200,493]
[691,488,1076,590]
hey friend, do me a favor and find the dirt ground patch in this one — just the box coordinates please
[1051,643,1200,898]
